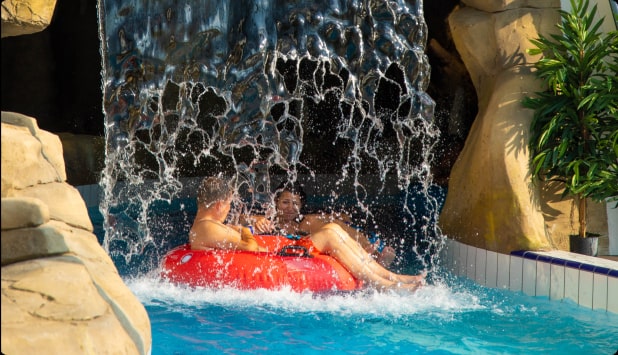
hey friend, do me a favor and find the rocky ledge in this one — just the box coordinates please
[1,112,151,355]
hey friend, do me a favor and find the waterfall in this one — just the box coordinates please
[97,0,442,275]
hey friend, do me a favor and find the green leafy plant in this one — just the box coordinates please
[523,0,618,238]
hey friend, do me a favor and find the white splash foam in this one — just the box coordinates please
[125,275,483,318]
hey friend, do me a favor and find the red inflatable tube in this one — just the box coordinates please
[160,235,364,293]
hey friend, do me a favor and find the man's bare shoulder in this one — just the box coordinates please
[191,219,225,241]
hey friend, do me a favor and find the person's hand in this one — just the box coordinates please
[240,226,258,250]
[253,216,275,234]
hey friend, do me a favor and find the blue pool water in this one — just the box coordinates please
[127,274,618,354]
[90,195,617,355]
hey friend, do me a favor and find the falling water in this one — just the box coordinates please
[97,0,442,275]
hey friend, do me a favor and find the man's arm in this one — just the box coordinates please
[239,214,275,234]
[190,222,259,251]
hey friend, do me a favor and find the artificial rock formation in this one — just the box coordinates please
[1,112,151,355]
[1,0,57,38]
[439,0,608,253]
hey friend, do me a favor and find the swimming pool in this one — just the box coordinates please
[128,273,617,354]
[81,186,616,354]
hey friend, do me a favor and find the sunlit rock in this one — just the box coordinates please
[440,5,560,253]
[1,0,58,38]
[1,197,49,229]
[1,223,69,265]
[440,1,607,253]
[1,112,151,355]
[1,258,142,354]
[462,0,559,12]
[1,113,66,194]
[4,182,93,231]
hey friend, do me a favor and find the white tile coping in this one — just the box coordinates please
[441,238,618,314]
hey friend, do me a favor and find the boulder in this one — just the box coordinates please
[440,2,608,253]
[4,182,93,231]
[462,0,559,13]
[1,113,151,355]
[1,0,58,38]
[1,113,66,195]
[439,67,553,252]
[1,223,69,265]
[1,256,144,354]
[1,197,50,229]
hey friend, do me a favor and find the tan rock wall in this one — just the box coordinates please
[1,112,151,355]
[440,1,608,253]
[1,0,57,38]
[462,0,558,12]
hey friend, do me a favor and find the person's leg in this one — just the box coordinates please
[325,224,425,284]
[377,246,397,268]
[332,219,396,268]
[310,223,424,290]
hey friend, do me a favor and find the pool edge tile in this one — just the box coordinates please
[608,276,618,314]
[449,240,461,275]
[522,258,536,296]
[578,270,594,309]
[497,253,510,289]
[446,242,618,313]
[509,256,523,292]
[475,248,487,286]
[564,267,580,304]
[457,242,468,277]
[485,250,498,288]
[535,260,550,298]
[592,273,608,311]
[466,246,477,280]
[549,263,565,301]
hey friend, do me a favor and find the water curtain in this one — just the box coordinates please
[97,0,442,274]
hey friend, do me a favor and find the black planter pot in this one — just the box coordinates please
[569,234,600,256]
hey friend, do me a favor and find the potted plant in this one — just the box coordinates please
[523,0,618,256]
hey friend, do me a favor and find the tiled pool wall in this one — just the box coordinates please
[439,238,618,314]
[77,183,618,314]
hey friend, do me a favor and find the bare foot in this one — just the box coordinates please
[384,281,422,292]
[395,271,427,286]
